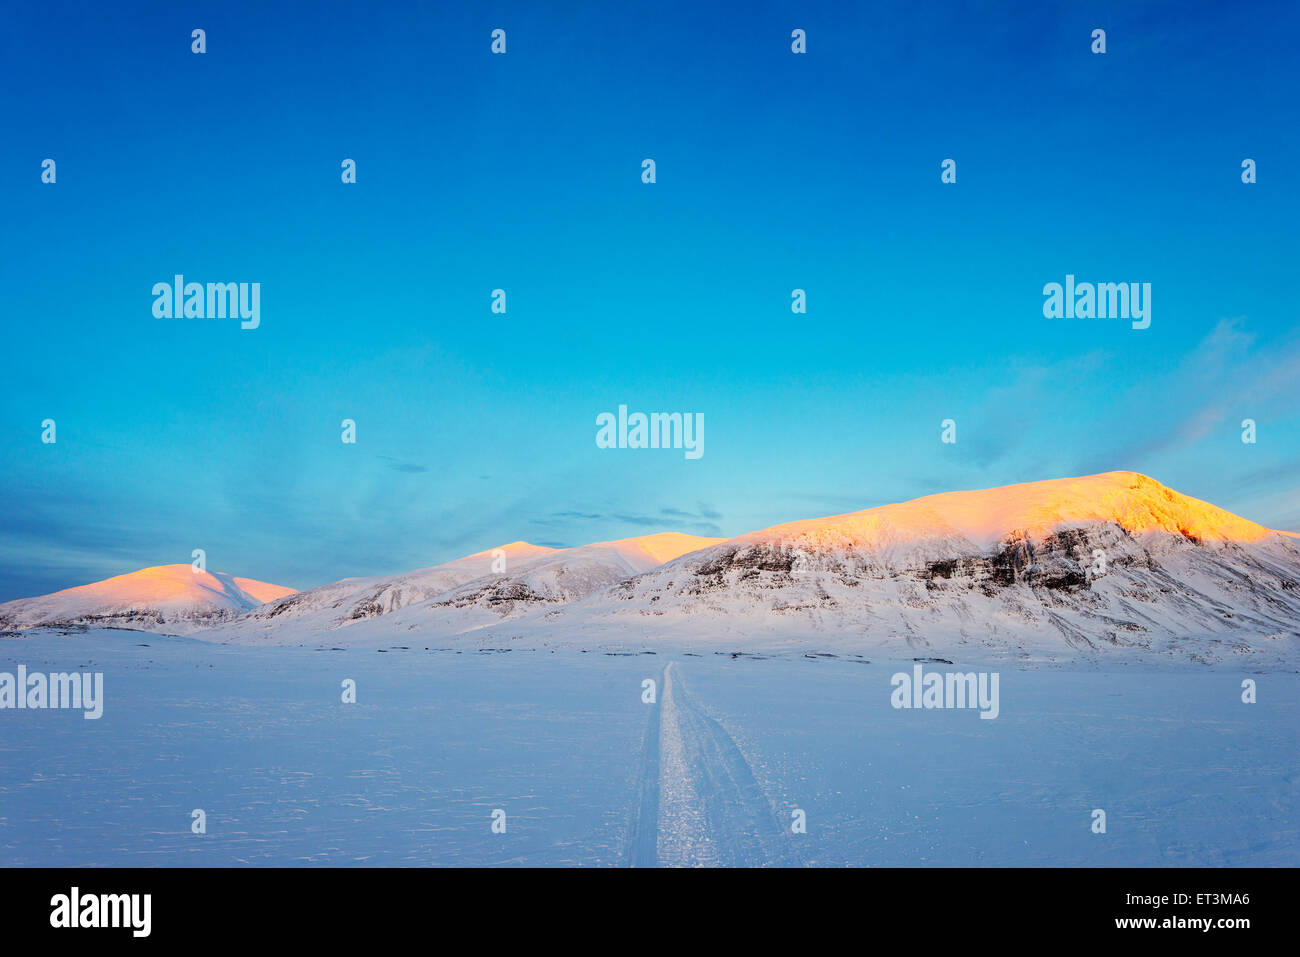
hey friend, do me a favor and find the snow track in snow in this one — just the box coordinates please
[627,665,664,868]
[642,662,801,867]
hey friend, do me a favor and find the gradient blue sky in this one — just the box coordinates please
[2,0,1298,599]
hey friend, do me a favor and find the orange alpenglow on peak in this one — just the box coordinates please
[37,564,296,607]
[588,532,728,566]
[743,471,1278,550]
[0,564,297,633]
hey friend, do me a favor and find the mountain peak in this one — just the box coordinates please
[463,541,557,561]
[0,564,296,633]
[588,532,727,566]
[743,471,1275,553]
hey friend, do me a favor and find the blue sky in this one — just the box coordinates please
[2,0,1298,598]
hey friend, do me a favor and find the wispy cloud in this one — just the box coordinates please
[531,504,724,538]
[377,455,429,474]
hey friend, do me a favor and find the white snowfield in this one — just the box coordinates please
[1,632,1294,866]
[3,472,1298,667]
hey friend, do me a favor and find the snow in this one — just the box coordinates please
[588,532,727,568]
[519,523,1300,668]
[203,534,724,645]
[229,577,298,605]
[4,473,1293,866]
[1,629,1293,866]
[208,541,557,643]
[173,475,1300,668]
[0,565,296,634]
[2,474,1296,669]
[744,471,1275,553]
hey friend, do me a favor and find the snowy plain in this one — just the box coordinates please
[1,628,1294,867]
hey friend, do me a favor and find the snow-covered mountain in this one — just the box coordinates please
[531,471,1300,664]
[266,471,1299,666]
[0,565,297,634]
[7,473,1298,666]
[204,541,556,643]
[202,533,724,643]
[366,533,727,637]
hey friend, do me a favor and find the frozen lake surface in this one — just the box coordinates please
[1,630,1294,866]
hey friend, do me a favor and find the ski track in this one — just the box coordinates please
[627,665,664,867]
[639,661,799,868]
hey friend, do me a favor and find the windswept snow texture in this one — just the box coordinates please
[0,566,296,635]
[0,630,1294,866]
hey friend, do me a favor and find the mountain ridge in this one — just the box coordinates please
[4,472,1297,666]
